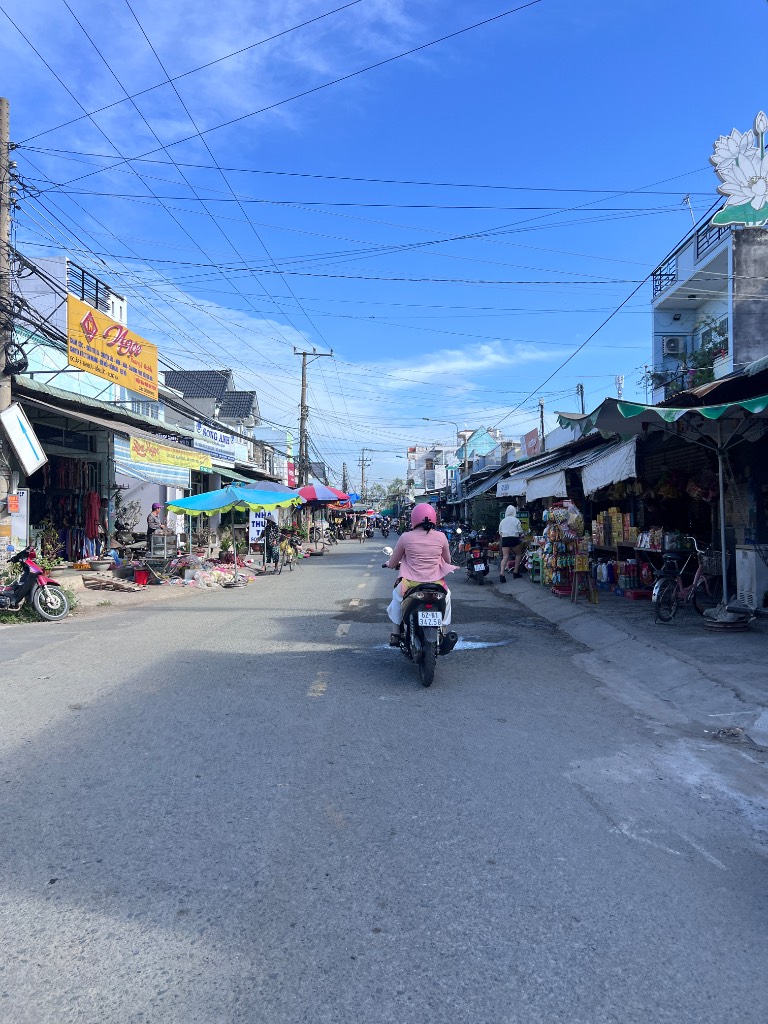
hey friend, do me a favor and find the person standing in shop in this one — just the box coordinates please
[146,502,169,548]
[498,504,524,583]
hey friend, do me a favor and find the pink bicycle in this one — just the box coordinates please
[652,535,726,622]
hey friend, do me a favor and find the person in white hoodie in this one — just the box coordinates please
[498,504,524,582]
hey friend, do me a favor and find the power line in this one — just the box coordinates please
[18,148,715,197]
[15,0,368,144]
[41,1,548,191]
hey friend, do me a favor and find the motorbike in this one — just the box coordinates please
[465,534,490,585]
[382,547,458,687]
[380,524,390,538]
[0,546,71,621]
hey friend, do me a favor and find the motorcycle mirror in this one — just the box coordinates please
[383,546,393,557]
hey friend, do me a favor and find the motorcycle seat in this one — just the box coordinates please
[402,580,447,600]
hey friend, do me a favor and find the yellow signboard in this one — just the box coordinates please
[67,296,159,400]
[129,436,212,471]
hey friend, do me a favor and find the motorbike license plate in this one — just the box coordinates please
[474,563,486,572]
[417,610,443,627]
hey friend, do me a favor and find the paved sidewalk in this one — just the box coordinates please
[489,571,768,747]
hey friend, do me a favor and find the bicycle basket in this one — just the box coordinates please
[698,549,729,576]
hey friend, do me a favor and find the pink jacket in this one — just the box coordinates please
[386,528,456,583]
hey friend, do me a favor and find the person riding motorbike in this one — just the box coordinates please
[384,503,457,647]
[498,503,524,582]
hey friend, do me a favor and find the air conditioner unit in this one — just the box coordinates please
[662,336,685,356]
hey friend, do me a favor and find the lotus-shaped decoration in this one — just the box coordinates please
[711,111,768,226]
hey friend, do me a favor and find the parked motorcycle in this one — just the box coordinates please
[0,546,71,621]
[382,547,458,687]
[465,535,490,585]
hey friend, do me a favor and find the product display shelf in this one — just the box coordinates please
[590,541,637,555]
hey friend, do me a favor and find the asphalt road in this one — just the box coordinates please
[1,540,766,1023]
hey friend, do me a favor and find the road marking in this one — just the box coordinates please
[307,672,328,698]
[336,622,351,637]
[363,572,371,577]
[349,599,360,606]
[357,582,366,590]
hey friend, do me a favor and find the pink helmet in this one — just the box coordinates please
[410,503,437,530]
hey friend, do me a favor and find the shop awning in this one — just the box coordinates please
[496,442,621,502]
[21,396,200,457]
[465,463,510,501]
[580,438,637,496]
[217,465,260,484]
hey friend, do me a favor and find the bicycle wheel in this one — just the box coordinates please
[655,578,678,622]
[693,575,722,614]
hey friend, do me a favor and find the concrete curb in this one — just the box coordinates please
[489,576,768,747]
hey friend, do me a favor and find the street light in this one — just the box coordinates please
[422,417,468,516]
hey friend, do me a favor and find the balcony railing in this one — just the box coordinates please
[652,255,677,297]
[696,223,728,261]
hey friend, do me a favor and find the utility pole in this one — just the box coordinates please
[539,397,546,453]
[341,462,349,494]
[0,97,13,538]
[294,347,332,486]
[576,383,585,415]
[358,448,371,501]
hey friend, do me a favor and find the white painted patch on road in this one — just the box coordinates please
[307,672,328,698]
[336,623,351,637]
[349,599,360,607]
[370,637,513,651]
[363,572,371,577]
[357,583,366,590]
[455,638,513,651]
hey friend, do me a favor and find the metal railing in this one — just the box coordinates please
[652,255,678,297]
[696,223,728,261]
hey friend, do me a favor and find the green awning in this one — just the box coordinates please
[557,393,768,440]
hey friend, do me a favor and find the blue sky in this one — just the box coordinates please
[2,0,766,486]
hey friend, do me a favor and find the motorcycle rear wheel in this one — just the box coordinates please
[33,585,70,621]
[418,643,436,687]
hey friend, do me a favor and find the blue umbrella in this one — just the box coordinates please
[166,484,301,516]
[166,484,302,585]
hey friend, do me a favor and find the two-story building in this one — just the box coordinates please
[651,213,768,401]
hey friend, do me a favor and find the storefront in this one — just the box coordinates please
[11,381,210,562]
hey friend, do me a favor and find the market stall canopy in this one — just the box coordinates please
[556,395,768,442]
[556,394,768,604]
[166,484,302,517]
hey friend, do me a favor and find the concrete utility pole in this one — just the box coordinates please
[0,97,13,534]
[341,462,349,493]
[358,448,371,501]
[576,383,585,415]
[294,347,332,486]
[539,397,546,453]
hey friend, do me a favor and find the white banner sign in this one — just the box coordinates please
[249,510,267,542]
[0,404,48,476]
[10,488,29,550]
[193,421,236,463]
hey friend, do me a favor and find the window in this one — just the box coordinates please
[131,400,159,419]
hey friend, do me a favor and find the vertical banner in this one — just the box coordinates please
[10,488,29,551]
[249,510,267,543]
